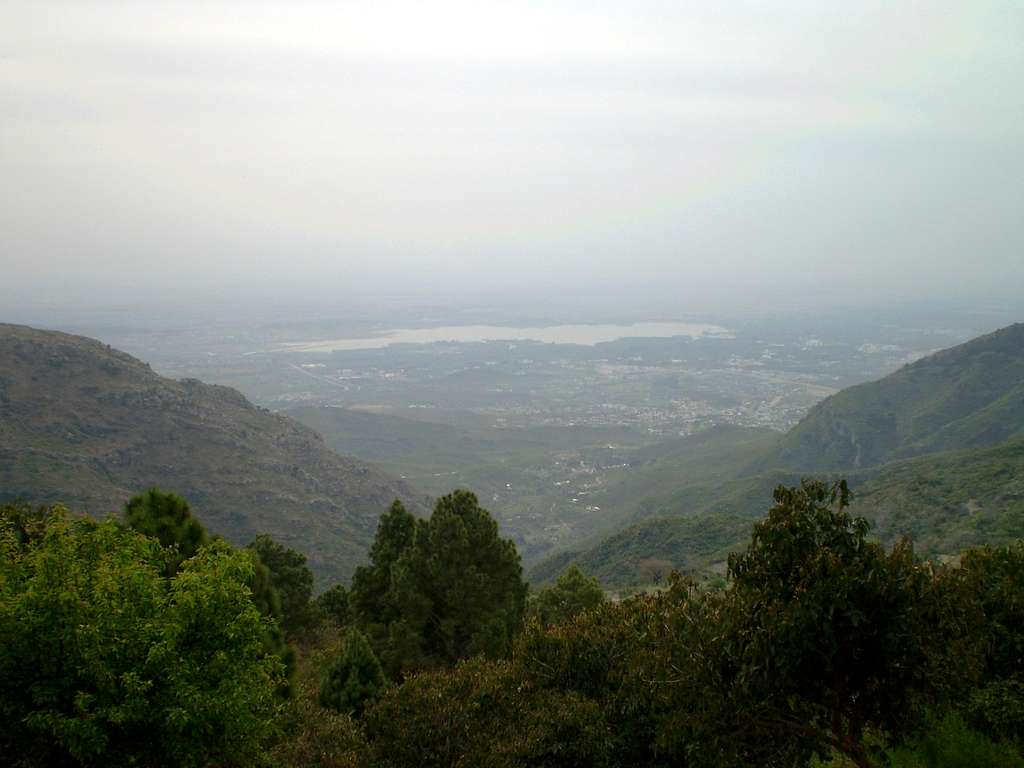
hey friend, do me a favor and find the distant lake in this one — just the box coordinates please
[281,322,730,352]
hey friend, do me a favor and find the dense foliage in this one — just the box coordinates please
[725,480,979,767]
[315,582,351,627]
[3,478,1022,768]
[0,505,283,767]
[360,481,1012,768]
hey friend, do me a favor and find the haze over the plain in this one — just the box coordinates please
[2,1,1022,319]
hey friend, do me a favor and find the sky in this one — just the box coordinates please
[1,1,1022,322]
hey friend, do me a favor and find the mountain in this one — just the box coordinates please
[757,323,1024,472]
[0,324,425,586]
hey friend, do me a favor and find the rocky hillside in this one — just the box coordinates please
[0,324,425,586]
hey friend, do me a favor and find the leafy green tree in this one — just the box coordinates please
[960,541,1024,746]
[248,533,316,637]
[248,553,298,699]
[315,583,350,627]
[724,480,980,768]
[351,491,528,678]
[124,492,297,696]
[124,487,208,574]
[529,564,605,626]
[517,576,731,766]
[0,507,283,767]
[961,541,1024,683]
[319,628,386,716]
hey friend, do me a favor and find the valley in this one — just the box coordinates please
[57,305,1017,572]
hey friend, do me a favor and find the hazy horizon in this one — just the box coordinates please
[2,1,1022,320]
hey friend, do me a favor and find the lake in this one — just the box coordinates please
[281,321,730,352]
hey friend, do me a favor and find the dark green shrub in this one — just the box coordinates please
[365,656,613,768]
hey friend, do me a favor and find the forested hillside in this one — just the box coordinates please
[0,324,424,584]
[758,322,1024,471]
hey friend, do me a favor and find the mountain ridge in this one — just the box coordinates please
[754,322,1024,472]
[0,323,426,586]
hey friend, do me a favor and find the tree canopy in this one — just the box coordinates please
[0,506,283,767]
[358,481,996,768]
[248,533,316,637]
[724,479,980,767]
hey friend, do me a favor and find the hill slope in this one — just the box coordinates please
[528,513,753,587]
[0,324,425,585]
[532,437,1024,588]
[757,322,1024,471]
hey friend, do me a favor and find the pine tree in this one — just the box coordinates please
[530,564,605,626]
[319,628,386,716]
[124,487,208,574]
[248,533,315,636]
[351,491,527,677]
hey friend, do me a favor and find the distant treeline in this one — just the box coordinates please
[2,481,1022,767]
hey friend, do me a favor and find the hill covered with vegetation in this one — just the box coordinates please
[533,437,1024,588]
[758,322,1024,472]
[0,324,424,584]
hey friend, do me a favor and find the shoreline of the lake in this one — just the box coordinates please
[278,321,732,352]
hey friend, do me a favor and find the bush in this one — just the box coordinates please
[529,564,605,627]
[887,712,1024,768]
[365,656,613,768]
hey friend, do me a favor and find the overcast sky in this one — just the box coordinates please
[1,1,1022,321]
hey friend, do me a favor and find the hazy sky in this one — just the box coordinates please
[2,1,1022,320]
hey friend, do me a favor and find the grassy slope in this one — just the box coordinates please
[850,435,1024,555]
[0,324,426,586]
